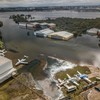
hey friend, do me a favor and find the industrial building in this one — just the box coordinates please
[29,22,40,28]
[0,56,16,83]
[34,28,54,37]
[48,31,73,40]
[19,22,56,30]
[19,22,39,29]
[40,22,49,29]
[40,22,56,29]
[64,84,76,92]
[18,22,27,28]
[87,28,100,35]
[48,23,56,29]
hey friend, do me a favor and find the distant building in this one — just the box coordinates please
[40,22,56,29]
[0,56,16,83]
[40,22,49,29]
[30,22,40,28]
[64,83,76,92]
[87,28,100,35]
[48,23,56,29]
[19,22,39,29]
[48,31,73,40]
[34,28,54,37]
[19,22,27,28]
[18,22,56,30]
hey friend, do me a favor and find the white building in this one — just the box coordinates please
[0,56,16,83]
[19,22,27,28]
[19,22,35,29]
[48,31,73,40]
[64,84,76,92]
[87,28,100,35]
[34,28,54,37]
[48,23,56,29]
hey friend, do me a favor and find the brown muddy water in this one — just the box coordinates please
[0,11,100,100]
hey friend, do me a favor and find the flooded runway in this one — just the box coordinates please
[0,11,100,99]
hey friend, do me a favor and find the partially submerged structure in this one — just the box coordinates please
[18,22,39,29]
[87,28,100,35]
[34,28,54,37]
[48,31,73,40]
[0,56,16,83]
[18,22,27,28]
[18,22,56,30]
[64,84,76,92]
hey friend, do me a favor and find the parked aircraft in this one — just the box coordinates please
[77,71,91,83]
[15,55,28,66]
[66,74,79,86]
[55,78,66,89]
[0,49,7,56]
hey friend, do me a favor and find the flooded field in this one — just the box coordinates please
[0,10,100,99]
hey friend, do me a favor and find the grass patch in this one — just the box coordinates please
[55,66,91,100]
[55,66,91,80]
[37,18,100,36]
[0,91,9,100]
[0,40,3,49]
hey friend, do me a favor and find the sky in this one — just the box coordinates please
[0,0,100,7]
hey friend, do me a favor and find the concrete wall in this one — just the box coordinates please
[0,58,16,83]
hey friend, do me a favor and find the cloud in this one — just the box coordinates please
[0,0,100,7]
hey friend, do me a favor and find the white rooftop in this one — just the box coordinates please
[30,22,39,25]
[34,28,54,36]
[0,56,11,66]
[87,28,100,34]
[40,22,48,26]
[0,56,13,75]
[48,31,73,38]
[48,23,56,26]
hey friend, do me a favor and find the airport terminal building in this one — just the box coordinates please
[0,56,16,83]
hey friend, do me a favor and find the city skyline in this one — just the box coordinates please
[0,0,100,7]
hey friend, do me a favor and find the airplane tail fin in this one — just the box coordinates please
[24,55,28,58]
[66,74,71,79]
[77,71,81,75]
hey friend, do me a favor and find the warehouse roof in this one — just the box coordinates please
[0,56,11,66]
[40,22,48,26]
[48,31,73,40]
[0,56,13,75]
[87,28,100,34]
[48,31,73,38]
[34,28,54,36]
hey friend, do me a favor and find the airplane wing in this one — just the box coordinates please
[0,53,5,56]
[3,51,7,53]
[66,74,71,79]
[18,59,21,62]
[77,71,82,75]
[73,81,79,86]
[84,77,91,83]
[15,62,20,66]
[24,55,28,58]
[21,61,28,64]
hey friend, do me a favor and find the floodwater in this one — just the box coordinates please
[1,14,100,65]
[1,10,100,19]
[0,10,100,99]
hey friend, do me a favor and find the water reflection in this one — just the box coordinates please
[0,12,100,65]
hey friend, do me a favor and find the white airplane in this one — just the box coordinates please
[57,78,65,86]
[15,55,28,66]
[0,49,7,56]
[23,55,28,58]
[66,74,79,86]
[55,78,66,89]
[77,71,91,83]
